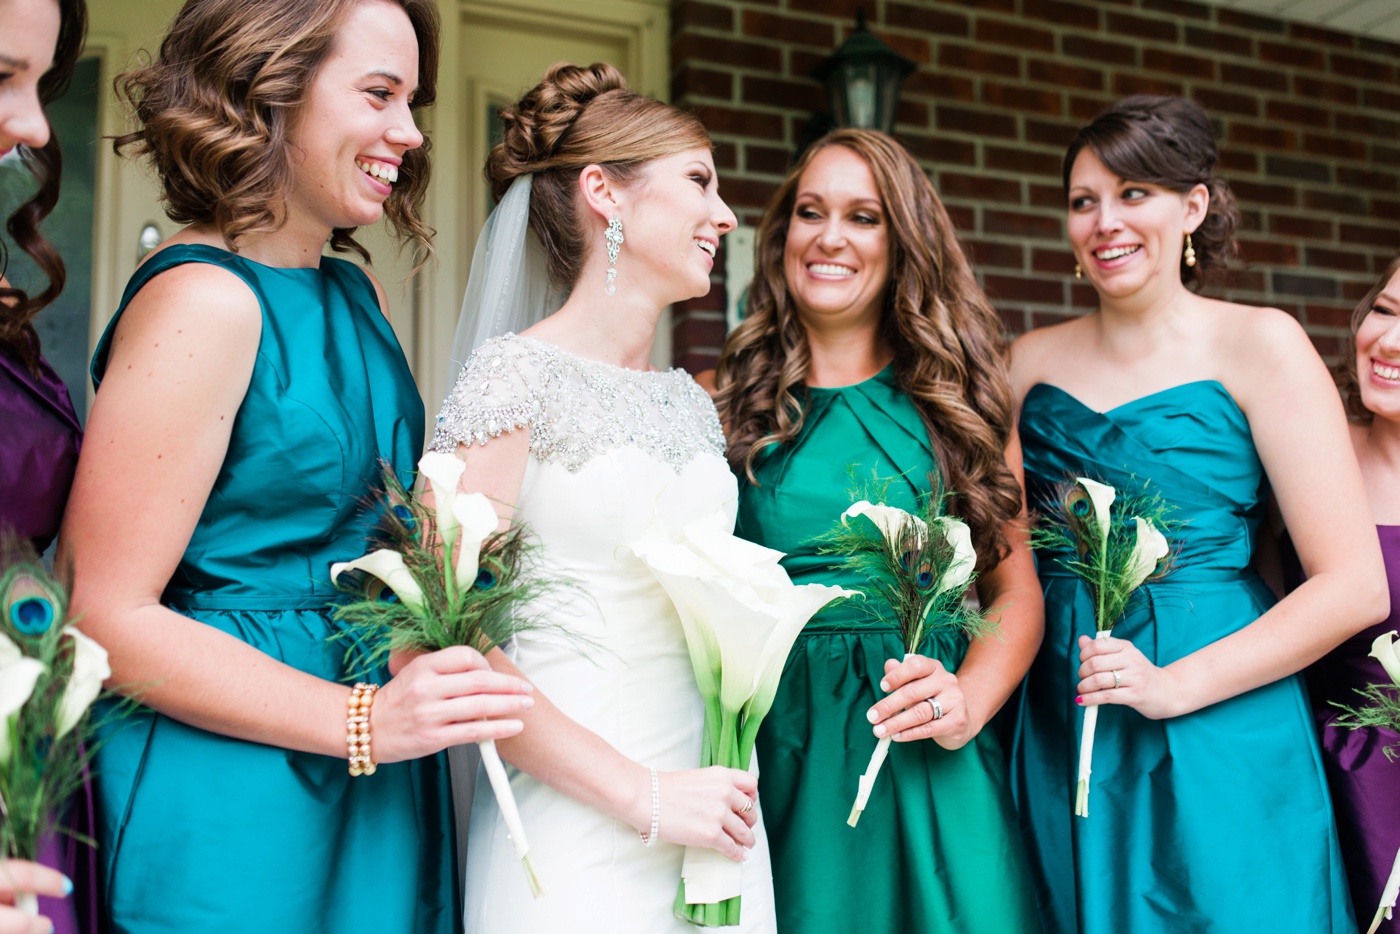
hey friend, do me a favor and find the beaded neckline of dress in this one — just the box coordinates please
[431,333,726,474]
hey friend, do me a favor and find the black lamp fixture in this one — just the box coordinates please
[811,9,917,135]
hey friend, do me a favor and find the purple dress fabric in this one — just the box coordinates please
[0,346,93,934]
[1305,525,1400,933]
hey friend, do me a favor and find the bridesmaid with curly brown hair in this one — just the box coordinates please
[701,128,1043,933]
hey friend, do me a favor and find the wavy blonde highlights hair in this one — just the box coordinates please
[714,129,1021,570]
[113,0,439,264]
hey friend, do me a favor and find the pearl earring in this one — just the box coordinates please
[1183,233,1197,268]
[1074,263,1083,281]
[604,215,624,295]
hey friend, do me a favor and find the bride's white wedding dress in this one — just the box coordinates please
[432,333,775,934]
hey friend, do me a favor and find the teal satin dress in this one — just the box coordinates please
[738,367,1040,933]
[1013,381,1354,934]
[90,245,458,934]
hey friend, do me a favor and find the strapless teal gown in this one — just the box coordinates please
[90,245,457,934]
[739,368,1040,933]
[1013,381,1354,934]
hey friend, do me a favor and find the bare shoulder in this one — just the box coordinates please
[1211,299,1320,372]
[116,261,261,346]
[693,368,719,398]
[1009,315,1090,400]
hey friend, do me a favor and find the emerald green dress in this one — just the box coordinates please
[738,367,1040,933]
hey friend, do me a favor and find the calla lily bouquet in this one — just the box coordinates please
[813,477,995,828]
[1031,477,1173,819]
[1332,630,1400,934]
[629,512,853,928]
[0,538,110,916]
[330,452,557,899]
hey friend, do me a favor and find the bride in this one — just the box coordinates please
[430,63,776,932]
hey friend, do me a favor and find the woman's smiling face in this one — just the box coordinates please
[1357,266,1400,423]
[783,144,891,328]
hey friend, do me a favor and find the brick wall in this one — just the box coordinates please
[668,0,1400,372]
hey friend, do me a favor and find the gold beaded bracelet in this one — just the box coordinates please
[346,682,379,776]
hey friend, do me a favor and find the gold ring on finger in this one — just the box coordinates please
[1111,669,1122,689]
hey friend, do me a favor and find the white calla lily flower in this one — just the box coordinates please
[1075,477,1117,548]
[933,517,976,596]
[452,492,501,590]
[331,549,425,611]
[1370,630,1400,686]
[1123,518,1170,591]
[842,501,928,550]
[0,631,46,763]
[55,626,111,739]
[418,451,467,548]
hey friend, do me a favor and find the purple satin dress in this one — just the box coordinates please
[1306,525,1400,933]
[0,347,93,934]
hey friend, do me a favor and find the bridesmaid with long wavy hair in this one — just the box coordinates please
[702,127,1042,933]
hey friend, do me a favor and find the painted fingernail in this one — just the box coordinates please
[866,707,880,723]
[61,874,73,897]
[873,723,886,737]
[879,679,890,692]
[1075,696,1083,705]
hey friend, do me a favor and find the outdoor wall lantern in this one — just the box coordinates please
[811,10,916,135]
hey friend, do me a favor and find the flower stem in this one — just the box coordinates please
[478,737,543,898]
[1074,629,1111,819]
[847,735,892,827]
[1367,844,1400,934]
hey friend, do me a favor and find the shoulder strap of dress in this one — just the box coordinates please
[90,244,261,389]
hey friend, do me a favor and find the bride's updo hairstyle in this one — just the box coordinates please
[113,0,440,262]
[1064,95,1240,289]
[486,62,711,291]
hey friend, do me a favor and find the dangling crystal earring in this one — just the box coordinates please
[604,215,624,295]
[1074,263,1083,281]
[1183,233,1197,268]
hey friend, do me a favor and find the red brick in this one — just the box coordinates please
[1372,198,1400,222]
[939,172,1021,204]
[1219,150,1258,175]
[1302,134,1367,162]
[975,17,1055,53]
[1305,304,1355,328]
[786,0,866,18]
[1330,53,1394,84]
[884,3,969,37]
[1061,35,1135,67]
[1029,183,1066,209]
[1025,118,1079,148]
[1344,279,1378,300]
[984,210,1063,240]
[1143,48,1215,80]
[894,98,928,127]
[1021,0,1100,31]
[790,50,828,77]
[1260,41,1324,70]
[673,35,781,73]
[1106,12,1178,43]
[985,145,1062,177]
[939,43,1021,78]
[1142,0,1210,19]
[1340,224,1400,249]
[742,75,824,111]
[721,177,781,211]
[898,134,976,167]
[982,81,1062,116]
[965,239,1026,269]
[1112,74,1184,98]
[1336,113,1400,141]
[1228,122,1295,151]
[1302,189,1367,215]
[984,274,1066,304]
[1294,76,1359,105]
[1337,168,1398,193]
[741,11,835,49]
[672,67,733,103]
[1264,100,1328,127]
[946,204,975,232]
[1305,247,1370,273]
[1231,180,1296,207]
[904,70,975,102]
[939,0,1014,11]
[1218,10,1285,34]
[1269,213,1333,239]
[1184,25,1253,57]
[1194,88,1257,118]
[867,30,930,65]
[1032,247,1076,274]
[712,140,738,172]
[1222,63,1288,92]
[1360,36,1400,58]
[1289,22,1355,49]
[937,105,1017,139]
[1027,58,1103,92]
[697,105,786,141]
[745,143,791,177]
[1236,238,1298,265]
[1365,88,1400,111]
[674,1,733,34]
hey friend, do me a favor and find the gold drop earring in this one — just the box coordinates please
[1074,263,1083,281]
[1183,233,1197,268]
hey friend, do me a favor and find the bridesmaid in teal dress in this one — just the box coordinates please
[702,129,1043,933]
[1009,95,1385,934]
[59,2,533,931]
